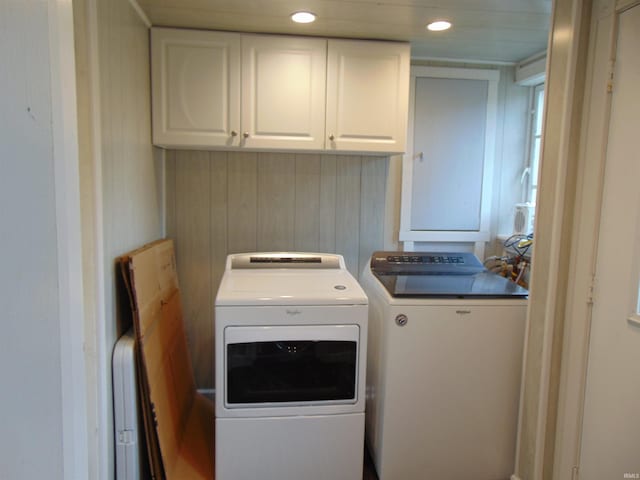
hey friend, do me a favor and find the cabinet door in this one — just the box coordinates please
[326,40,410,153]
[241,35,327,150]
[151,28,240,148]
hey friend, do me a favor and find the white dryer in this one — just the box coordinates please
[361,251,528,480]
[215,252,368,480]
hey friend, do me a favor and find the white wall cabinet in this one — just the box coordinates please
[151,28,241,148]
[151,28,409,154]
[326,39,410,153]
[399,66,499,257]
[241,35,327,150]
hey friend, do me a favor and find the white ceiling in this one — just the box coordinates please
[137,0,552,64]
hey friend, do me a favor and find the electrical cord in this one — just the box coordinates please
[481,234,533,288]
[503,233,534,257]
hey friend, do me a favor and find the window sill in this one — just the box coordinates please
[627,314,640,328]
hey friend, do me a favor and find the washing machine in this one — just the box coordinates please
[361,251,529,480]
[214,252,368,480]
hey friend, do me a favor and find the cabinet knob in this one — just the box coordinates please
[329,134,335,141]
[231,131,238,137]
[243,132,250,138]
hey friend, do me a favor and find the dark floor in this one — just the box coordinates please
[363,446,379,480]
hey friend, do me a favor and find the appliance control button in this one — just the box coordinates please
[334,285,346,290]
[395,314,408,326]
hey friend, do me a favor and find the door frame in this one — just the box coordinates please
[552,0,640,478]
[49,0,89,477]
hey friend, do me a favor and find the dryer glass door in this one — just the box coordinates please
[224,325,359,407]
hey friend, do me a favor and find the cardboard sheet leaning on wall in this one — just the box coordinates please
[119,238,214,480]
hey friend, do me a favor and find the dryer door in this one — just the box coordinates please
[224,325,359,408]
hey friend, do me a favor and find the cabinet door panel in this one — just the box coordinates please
[411,77,488,231]
[242,35,327,150]
[326,40,410,153]
[152,28,240,148]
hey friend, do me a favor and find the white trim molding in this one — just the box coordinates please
[48,0,89,477]
[82,0,109,478]
[617,0,640,12]
[516,51,547,86]
[127,0,151,27]
[411,55,516,66]
[513,0,595,478]
[551,1,616,479]
[627,314,640,327]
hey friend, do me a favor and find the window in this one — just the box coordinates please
[526,84,545,203]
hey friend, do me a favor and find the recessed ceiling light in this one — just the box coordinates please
[291,11,316,24]
[427,20,452,32]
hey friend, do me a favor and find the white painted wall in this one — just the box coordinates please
[92,0,161,478]
[0,0,87,478]
[74,0,160,477]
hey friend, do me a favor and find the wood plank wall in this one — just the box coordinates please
[166,150,388,388]
[93,2,163,479]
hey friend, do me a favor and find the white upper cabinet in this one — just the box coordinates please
[241,35,327,150]
[151,28,241,148]
[326,40,410,154]
[151,28,410,154]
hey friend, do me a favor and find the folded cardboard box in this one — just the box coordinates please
[120,239,214,480]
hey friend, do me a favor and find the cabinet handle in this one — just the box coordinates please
[231,131,238,137]
[243,132,250,138]
[329,134,335,141]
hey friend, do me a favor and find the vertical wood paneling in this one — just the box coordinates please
[257,152,296,251]
[294,154,321,251]
[169,150,389,388]
[319,155,338,253]
[174,150,212,387]
[165,149,177,239]
[210,151,229,294]
[384,154,402,251]
[209,152,228,389]
[335,156,362,275]
[94,1,162,477]
[359,156,388,276]
[227,152,258,253]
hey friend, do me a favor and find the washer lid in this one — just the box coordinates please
[216,253,368,306]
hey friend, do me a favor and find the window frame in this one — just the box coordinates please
[524,83,545,204]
